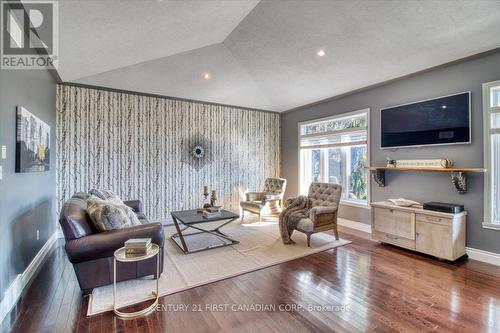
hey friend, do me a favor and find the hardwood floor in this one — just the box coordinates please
[6,226,500,333]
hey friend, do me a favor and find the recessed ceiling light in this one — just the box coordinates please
[317,49,326,57]
[203,73,211,80]
[441,105,447,109]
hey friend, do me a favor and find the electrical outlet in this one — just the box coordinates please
[1,146,6,159]
[36,230,40,241]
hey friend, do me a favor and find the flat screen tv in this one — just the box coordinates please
[381,92,471,149]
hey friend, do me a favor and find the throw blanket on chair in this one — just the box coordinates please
[279,196,309,244]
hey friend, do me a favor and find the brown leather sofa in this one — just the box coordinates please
[59,193,165,293]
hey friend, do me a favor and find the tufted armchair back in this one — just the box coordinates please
[308,182,342,208]
[263,177,287,195]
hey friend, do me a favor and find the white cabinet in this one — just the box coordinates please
[371,202,466,261]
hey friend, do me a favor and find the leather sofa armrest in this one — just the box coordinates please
[123,200,142,213]
[65,222,164,264]
[309,205,338,225]
[246,192,265,202]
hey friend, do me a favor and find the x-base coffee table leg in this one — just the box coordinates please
[170,214,239,254]
[171,215,188,252]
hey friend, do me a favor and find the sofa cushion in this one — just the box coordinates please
[89,189,123,203]
[86,196,141,232]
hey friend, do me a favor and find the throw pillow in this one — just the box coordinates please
[86,195,142,232]
[89,189,123,204]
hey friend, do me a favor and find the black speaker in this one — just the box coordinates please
[423,202,464,214]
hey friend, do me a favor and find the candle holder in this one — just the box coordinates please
[210,190,217,207]
[202,186,210,209]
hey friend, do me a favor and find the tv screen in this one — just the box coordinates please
[381,92,470,148]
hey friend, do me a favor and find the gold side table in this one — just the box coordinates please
[113,243,160,318]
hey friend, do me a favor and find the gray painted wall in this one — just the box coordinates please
[281,51,500,254]
[0,69,57,297]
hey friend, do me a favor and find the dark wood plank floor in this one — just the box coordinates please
[6,226,500,333]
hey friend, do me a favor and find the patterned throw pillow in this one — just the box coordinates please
[86,195,142,232]
[89,189,123,204]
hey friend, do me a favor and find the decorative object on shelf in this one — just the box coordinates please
[386,158,397,168]
[395,159,447,168]
[182,133,213,170]
[387,198,420,207]
[440,158,454,168]
[211,190,217,207]
[16,106,51,173]
[368,166,486,194]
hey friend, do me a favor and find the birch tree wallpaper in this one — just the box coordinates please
[56,85,280,220]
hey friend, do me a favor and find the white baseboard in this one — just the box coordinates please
[338,218,372,234]
[0,232,58,325]
[466,247,500,267]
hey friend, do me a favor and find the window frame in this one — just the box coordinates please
[297,108,371,208]
[482,80,500,230]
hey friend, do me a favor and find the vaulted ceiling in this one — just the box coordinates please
[58,0,500,112]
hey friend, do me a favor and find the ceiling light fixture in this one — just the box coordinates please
[203,73,211,80]
[317,49,326,57]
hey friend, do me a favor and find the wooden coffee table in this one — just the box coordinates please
[170,209,239,254]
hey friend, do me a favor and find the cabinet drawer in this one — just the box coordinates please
[373,207,415,240]
[416,214,452,226]
[372,230,416,250]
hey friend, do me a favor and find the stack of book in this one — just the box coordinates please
[202,210,222,218]
[124,238,152,258]
[202,206,223,218]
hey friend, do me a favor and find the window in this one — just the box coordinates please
[484,81,500,228]
[299,110,369,205]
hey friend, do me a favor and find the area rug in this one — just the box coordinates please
[87,217,350,315]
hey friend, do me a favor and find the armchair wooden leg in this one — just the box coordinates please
[241,209,245,221]
[306,233,311,247]
[333,227,339,240]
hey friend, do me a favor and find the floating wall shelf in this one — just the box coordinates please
[368,166,486,194]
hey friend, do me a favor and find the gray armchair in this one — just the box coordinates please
[240,177,287,222]
[294,182,342,246]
